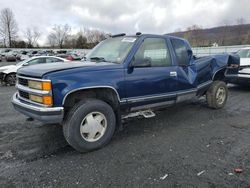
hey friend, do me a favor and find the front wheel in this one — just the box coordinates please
[5,73,16,86]
[63,99,116,152]
[206,81,228,109]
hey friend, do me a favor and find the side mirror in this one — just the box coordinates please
[131,57,151,68]
[22,62,29,66]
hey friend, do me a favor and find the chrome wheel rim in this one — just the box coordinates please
[80,112,107,142]
[216,87,226,105]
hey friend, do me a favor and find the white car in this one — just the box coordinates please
[0,56,69,85]
[226,47,250,85]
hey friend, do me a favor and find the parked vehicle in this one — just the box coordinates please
[0,49,12,58]
[57,53,81,61]
[12,34,239,152]
[0,56,69,85]
[225,47,250,85]
[16,51,28,61]
[6,52,17,62]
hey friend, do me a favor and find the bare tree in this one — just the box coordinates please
[48,24,71,48]
[0,8,18,47]
[83,28,106,44]
[47,33,56,48]
[24,27,41,47]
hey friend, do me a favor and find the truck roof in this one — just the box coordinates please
[113,33,189,45]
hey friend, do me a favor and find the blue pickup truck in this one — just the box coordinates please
[12,33,239,152]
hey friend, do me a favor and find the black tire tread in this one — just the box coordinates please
[206,81,228,109]
[63,99,116,152]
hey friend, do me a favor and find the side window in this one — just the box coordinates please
[134,38,171,67]
[171,39,189,66]
[46,58,63,63]
[27,58,46,65]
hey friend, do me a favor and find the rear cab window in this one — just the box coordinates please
[171,38,189,66]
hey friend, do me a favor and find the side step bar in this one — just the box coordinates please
[122,110,156,119]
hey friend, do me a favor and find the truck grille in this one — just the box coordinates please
[19,90,29,100]
[18,77,28,86]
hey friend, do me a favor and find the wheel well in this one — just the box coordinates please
[4,72,16,81]
[63,88,120,112]
[213,68,226,81]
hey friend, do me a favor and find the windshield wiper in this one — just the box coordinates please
[90,57,107,62]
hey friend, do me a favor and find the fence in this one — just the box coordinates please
[2,44,250,57]
[192,44,250,57]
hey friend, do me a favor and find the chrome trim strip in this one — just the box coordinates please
[226,74,250,78]
[17,84,51,95]
[127,92,176,103]
[126,89,197,103]
[17,75,51,82]
[13,93,63,112]
[237,74,250,78]
[62,86,122,105]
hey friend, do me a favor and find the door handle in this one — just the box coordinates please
[170,71,177,77]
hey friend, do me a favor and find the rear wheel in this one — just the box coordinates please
[5,73,16,86]
[63,99,116,152]
[206,81,228,109]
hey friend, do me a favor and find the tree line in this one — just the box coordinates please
[0,8,108,49]
[172,18,250,47]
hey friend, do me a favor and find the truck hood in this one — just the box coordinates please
[17,61,119,78]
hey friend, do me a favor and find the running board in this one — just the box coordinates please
[122,110,156,119]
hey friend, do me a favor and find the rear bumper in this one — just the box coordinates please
[12,92,64,124]
[226,74,250,85]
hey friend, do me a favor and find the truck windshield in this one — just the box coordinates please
[85,37,137,64]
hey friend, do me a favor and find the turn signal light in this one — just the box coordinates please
[29,95,53,106]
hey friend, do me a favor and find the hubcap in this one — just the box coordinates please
[216,87,226,105]
[80,112,107,142]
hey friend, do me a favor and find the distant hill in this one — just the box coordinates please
[168,24,250,47]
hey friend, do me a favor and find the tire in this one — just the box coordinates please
[5,73,16,86]
[63,99,116,152]
[206,81,228,109]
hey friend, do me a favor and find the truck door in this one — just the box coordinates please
[170,38,205,102]
[125,37,178,108]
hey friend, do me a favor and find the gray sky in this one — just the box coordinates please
[1,0,250,45]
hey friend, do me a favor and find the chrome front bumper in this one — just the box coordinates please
[12,92,64,124]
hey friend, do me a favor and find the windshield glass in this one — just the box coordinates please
[85,37,137,64]
[237,49,250,58]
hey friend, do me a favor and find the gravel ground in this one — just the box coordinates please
[0,83,249,187]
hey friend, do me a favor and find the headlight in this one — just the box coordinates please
[28,80,51,91]
[29,94,53,106]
